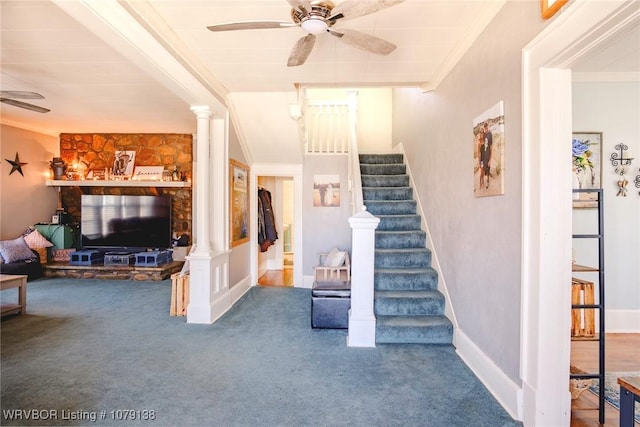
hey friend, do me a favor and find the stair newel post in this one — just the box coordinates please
[347,207,380,347]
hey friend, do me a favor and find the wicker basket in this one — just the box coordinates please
[570,365,594,400]
[34,247,48,264]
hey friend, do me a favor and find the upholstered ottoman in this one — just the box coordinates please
[311,280,351,329]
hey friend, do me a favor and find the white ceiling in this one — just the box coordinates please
[1,0,638,163]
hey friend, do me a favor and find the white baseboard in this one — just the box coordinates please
[454,329,522,421]
[231,275,252,304]
[301,275,314,289]
[605,309,640,333]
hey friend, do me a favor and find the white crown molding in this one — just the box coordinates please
[572,71,640,82]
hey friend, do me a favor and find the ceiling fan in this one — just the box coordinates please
[206,0,404,67]
[0,91,50,113]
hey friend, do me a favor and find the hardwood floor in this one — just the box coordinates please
[257,268,293,287]
[571,333,640,426]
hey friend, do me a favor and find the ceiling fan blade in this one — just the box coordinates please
[287,34,316,67]
[207,21,297,32]
[286,0,312,16]
[0,97,50,113]
[329,0,404,22]
[328,28,396,55]
[0,90,45,100]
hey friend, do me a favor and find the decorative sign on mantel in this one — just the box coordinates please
[132,166,165,181]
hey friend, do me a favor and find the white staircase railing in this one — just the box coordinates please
[304,101,349,154]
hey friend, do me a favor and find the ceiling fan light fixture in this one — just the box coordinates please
[301,17,327,35]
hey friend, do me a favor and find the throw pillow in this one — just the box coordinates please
[24,228,54,249]
[323,247,346,267]
[0,237,37,263]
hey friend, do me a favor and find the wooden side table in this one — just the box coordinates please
[0,274,27,316]
[618,376,640,427]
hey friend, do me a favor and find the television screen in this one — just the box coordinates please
[81,195,171,250]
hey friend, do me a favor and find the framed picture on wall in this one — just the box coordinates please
[230,159,249,247]
[572,131,602,208]
[313,174,340,207]
[473,101,505,197]
[541,0,568,19]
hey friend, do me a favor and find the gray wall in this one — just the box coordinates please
[392,1,547,383]
[572,81,640,316]
[228,119,251,287]
[302,154,352,276]
[0,124,59,239]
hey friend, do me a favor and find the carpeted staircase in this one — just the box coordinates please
[360,153,453,344]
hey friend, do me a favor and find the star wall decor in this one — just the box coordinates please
[5,152,28,176]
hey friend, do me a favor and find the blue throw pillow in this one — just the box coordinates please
[0,237,37,263]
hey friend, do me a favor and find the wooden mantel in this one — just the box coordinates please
[46,179,191,188]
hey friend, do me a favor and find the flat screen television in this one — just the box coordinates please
[81,195,172,251]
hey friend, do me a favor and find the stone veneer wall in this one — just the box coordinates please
[59,133,192,242]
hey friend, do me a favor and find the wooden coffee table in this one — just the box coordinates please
[618,376,640,427]
[0,274,27,316]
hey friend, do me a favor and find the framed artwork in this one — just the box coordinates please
[541,0,568,19]
[473,101,505,197]
[572,132,602,208]
[313,174,340,207]
[230,159,249,247]
[113,150,135,177]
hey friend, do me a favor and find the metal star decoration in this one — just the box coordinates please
[5,152,28,176]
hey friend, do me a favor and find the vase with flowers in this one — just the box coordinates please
[572,138,594,190]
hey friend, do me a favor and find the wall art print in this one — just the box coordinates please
[572,132,602,208]
[230,159,249,247]
[313,174,340,207]
[473,101,505,197]
[112,150,136,177]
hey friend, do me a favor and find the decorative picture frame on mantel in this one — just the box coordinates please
[541,0,568,19]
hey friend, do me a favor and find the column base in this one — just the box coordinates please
[347,310,376,347]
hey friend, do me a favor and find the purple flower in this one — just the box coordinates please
[572,138,589,156]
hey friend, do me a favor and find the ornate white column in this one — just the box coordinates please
[347,208,380,347]
[187,106,232,324]
[190,106,212,255]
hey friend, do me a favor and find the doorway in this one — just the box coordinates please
[256,175,296,287]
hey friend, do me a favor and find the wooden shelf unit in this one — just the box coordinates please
[571,188,605,424]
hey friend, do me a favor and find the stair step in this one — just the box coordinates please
[374,268,439,291]
[363,187,413,201]
[375,248,431,269]
[361,174,409,187]
[363,186,413,201]
[360,163,406,175]
[376,214,422,231]
[375,290,445,316]
[376,315,453,344]
[376,230,426,249]
[359,154,404,164]
[364,200,417,215]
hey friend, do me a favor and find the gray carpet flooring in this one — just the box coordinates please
[1,278,521,426]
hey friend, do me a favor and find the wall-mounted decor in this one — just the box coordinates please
[5,152,27,176]
[572,132,602,208]
[541,0,568,19]
[611,144,633,197]
[313,174,340,207]
[473,101,505,197]
[230,159,249,247]
[112,150,136,177]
